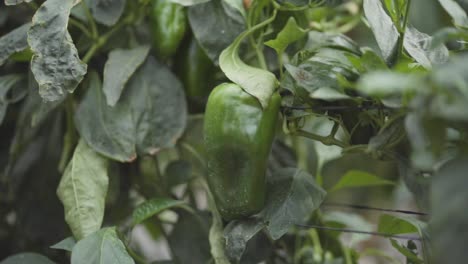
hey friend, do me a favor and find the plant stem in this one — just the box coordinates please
[395,0,412,64]
[58,97,77,172]
[82,16,132,64]
[295,130,348,148]
[81,0,99,39]
[69,18,93,39]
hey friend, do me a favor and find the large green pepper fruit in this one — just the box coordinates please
[204,83,281,220]
[150,0,186,59]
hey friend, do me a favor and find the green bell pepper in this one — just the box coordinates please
[150,0,187,59]
[176,37,215,98]
[204,83,281,220]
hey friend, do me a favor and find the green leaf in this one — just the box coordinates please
[390,239,424,264]
[431,157,468,263]
[309,87,351,101]
[57,139,109,240]
[219,12,278,109]
[223,218,266,262]
[0,74,27,125]
[4,0,33,5]
[79,0,126,26]
[0,23,30,66]
[28,0,87,101]
[168,212,211,264]
[223,0,246,18]
[75,57,187,162]
[367,117,405,153]
[168,0,210,6]
[348,48,388,73]
[0,253,55,264]
[305,31,362,55]
[260,168,326,240]
[323,211,373,246]
[356,71,423,97]
[132,198,186,225]
[403,26,449,69]
[164,160,192,188]
[188,1,245,63]
[363,0,400,63]
[377,214,425,235]
[430,27,468,48]
[265,17,307,55]
[438,0,468,28]
[50,237,77,252]
[71,227,135,264]
[103,45,150,106]
[330,170,394,192]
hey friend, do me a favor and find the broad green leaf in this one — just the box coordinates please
[132,198,186,225]
[103,46,150,106]
[188,1,245,63]
[219,13,278,109]
[378,214,423,235]
[438,0,468,28]
[28,0,87,101]
[380,214,430,260]
[323,211,373,245]
[220,39,278,108]
[223,0,246,18]
[57,139,109,240]
[363,0,400,63]
[404,112,440,171]
[76,57,187,162]
[75,71,136,162]
[431,157,468,263]
[71,227,135,264]
[429,54,468,122]
[261,168,326,240]
[0,23,30,66]
[169,0,210,6]
[50,237,77,252]
[305,31,361,55]
[164,160,192,188]
[0,253,55,264]
[403,26,449,69]
[430,27,468,48]
[87,0,126,26]
[357,71,423,97]
[4,0,33,5]
[283,49,357,97]
[383,0,401,25]
[265,17,307,55]
[223,218,266,262]
[0,74,27,125]
[368,117,405,153]
[347,48,388,73]
[309,87,351,101]
[390,239,424,264]
[168,212,211,264]
[331,170,394,192]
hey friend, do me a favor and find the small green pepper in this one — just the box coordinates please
[150,0,186,59]
[176,37,215,98]
[204,83,281,220]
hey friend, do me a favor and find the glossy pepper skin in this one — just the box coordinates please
[204,83,281,220]
[176,37,215,98]
[150,0,186,59]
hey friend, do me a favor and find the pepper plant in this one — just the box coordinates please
[1,0,468,263]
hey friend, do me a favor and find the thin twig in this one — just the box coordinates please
[282,104,394,111]
[322,202,428,216]
[295,224,422,241]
